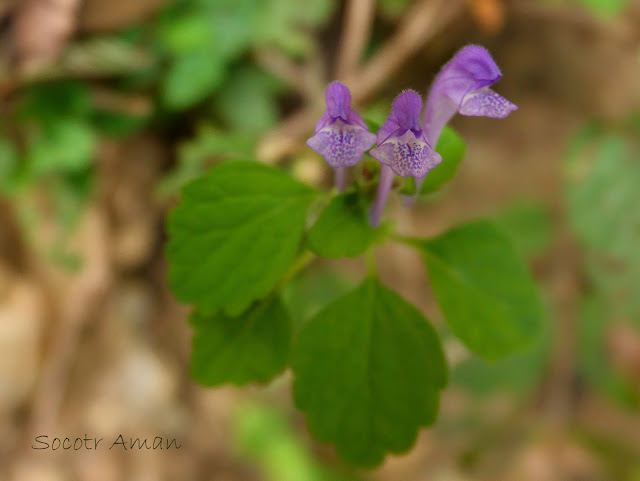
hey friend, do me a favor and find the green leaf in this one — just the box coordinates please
[364,117,382,134]
[567,134,640,320]
[578,296,639,407]
[92,110,148,137]
[292,278,447,466]
[307,192,375,258]
[190,296,291,386]
[20,81,92,121]
[163,52,225,109]
[453,316,550,396]
[399,126,466,195]
[158,14,214,54]
[27,119,95,175]
[419,220,543,359]
[282,267,354,328]
[493,202,552,259]
[574,0,627,17]
[156,125,256,198]
[167,161,317,315]
[379,0,414,18]
[216,67,281,133]
[232,403,356,481]
[208,0,257,59]
[0,136,18,192]
[255,0,336,57]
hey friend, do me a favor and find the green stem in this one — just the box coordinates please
[365,249,378,278]
[277,250,317,291]
[390,233,422,247]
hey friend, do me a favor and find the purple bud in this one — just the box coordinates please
[307,82,376,192]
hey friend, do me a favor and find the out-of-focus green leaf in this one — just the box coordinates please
[568,136,629,248]
[255,0,336,57]
[92,110,149,137]
[180,125,257,165]
[162,52,226,109]
[27,119,95,175]
[209,0,258,59]
[364,118,382,134]
[0,136,18,192]
[20,81,92,121]
[419,220,544,359]
[292,278,446,466]
[573,0,627,17]
[453,311,550,396]
[568,135,640,320]
[158,14,213,54]
[190,297,291,386]
[494,202,553,259]
[156,126,256,197]
[216,67,281,133]
[233,404,357,481]
[364,101,389,128]
[378,0,414,18]
[578,296,639,407]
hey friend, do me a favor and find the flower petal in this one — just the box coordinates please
[445,45,502,91]
[315,111,332,132]
[423,45,507,144]
[325,81,351,121]
[459,87,517,118]
[370,131,441,178]
[307,121,376,168]
[378,90,423,144]
[346,107,369,130]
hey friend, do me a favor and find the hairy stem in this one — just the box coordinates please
[369,164,394,227]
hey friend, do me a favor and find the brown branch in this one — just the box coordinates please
[13,0,83,75]
[255,49,315,101]
[25,208,112,441]
[508,0,638,45]
[335,0,377,79]
[345,0,458,102]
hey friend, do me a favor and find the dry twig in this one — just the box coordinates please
[25,208,112,442]
[13,0,82,74]
[335,0,377,79]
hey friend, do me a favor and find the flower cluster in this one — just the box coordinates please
[306,45,517,227]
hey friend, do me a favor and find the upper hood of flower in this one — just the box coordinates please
[377,90,426,144]
[422,45,516,145]
[315,81,368,132]
[437,45,503,92]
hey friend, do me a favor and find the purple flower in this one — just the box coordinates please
[371,90,441,178]
[368,90,441,227]
[369,45,517,226]
[306,81,376,192]
[423,44,518,153]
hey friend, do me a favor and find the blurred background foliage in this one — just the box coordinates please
[1,0,640,480]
